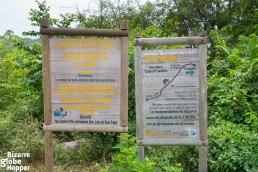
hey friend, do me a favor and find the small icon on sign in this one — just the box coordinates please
[163,79,170,86]
[146,130,151,136]
[53,108,67,118]
[189,129,197,137]
[186,68,195,76]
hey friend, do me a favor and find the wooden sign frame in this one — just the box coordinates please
[134,35,208,171]
[41,19,128,172]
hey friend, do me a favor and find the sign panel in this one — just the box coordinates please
[140,49,200,141]
[49,38,121,126]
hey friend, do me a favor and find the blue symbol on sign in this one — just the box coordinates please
[53,108,67,118]
[186,68,195,76]
[54,110,60,117]
[189,129,196,137]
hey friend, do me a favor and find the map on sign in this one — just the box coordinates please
[141,49,200,140]
[145,63,197,101]
[49,38,121,125]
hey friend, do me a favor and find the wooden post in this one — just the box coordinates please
[198,43,208,172]
[199,146,207,172]
[120,20,128,128]
[44,131,53,172]
[40,27,128,37]
[41,21,51,125]
[134,34,145,160]
[137,146,144,160]
[41,18,53,172]
[119,20,128,145]
[134,34,143,140]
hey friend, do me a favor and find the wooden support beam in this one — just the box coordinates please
[44,131,53,172]
[137,146,144,160]
[120,20,128,127]
[43,124,128,132]
[41,20,51,125]
[40,27,128,37]
[134,37,207,46]
[199,44,208,141]
[137,139,208,146]
[199,146,208,172]
[134,35,144,140]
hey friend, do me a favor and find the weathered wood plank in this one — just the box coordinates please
[52,103,120,112]
[50,50,121,62]
[40,27,128,37]
[49,38,121,49]
[52,115,120,125]
[137,139,208,146]
[50,74,120,84]
[134,40,144,139]
[40,18,50,28]
[142,75,199,90]
[50,61,121,69]
[43,124,128,132]
[141,49,198,63]
[51,94,121,104]
[198,44,207,141]
[142,126,200,140]
[142,63,199,77]
[51,83,120,90]
[50,68,120,74]
[135,37,207,46]
[51,86,120,96]
[199,146,208,172]
[44,131,53,172]
[42,35,51,125]
[143,88,199,101]
[143,102,199,115]
[137,146,144,160]
[120,36,128,127]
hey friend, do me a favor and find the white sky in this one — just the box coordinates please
[0,0,101,37]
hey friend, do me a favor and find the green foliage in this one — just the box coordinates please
[76,132,118,161]
[53,132,118,165]
[209,120,258,172]
[111,135,156,172]
[146,146,196,172]
[111,135,184,172]
[0,115,16,145]
[207,33,258,171]
[8,118,44,162]
[24,0,76,36]
[54,143,77,165]
[208,33,258,128]
[0,31,43,120]
[1,0,258,171]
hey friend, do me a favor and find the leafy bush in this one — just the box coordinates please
[54,143,77,165]
[208,120,258,171]
[111,135,156,172]
[111,135,184,172]
[208,33,258,128]
[0,114,16,145]
[146,146,197,172]
[8,118,44,162]
[76,132,119,161]
[54,132,119,165]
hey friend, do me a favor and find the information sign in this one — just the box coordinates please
[141,49,199,141]
[134,37,207,146]
[49,38,121,126]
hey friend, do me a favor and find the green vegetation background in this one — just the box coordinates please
[0,0,257,171]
